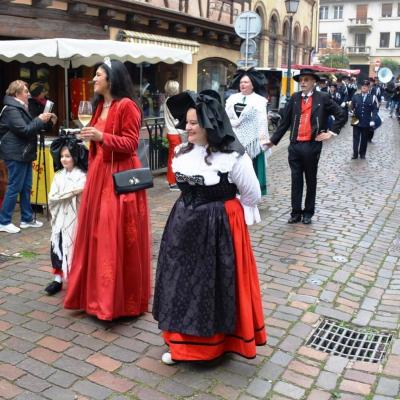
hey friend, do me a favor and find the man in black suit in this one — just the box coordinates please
[351,80,378,160]
[267,69,347,224]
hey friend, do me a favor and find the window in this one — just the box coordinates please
[395,32,400,47]
[319,6,329,20]
[332,33,342,47]
[380,32,390,47]
[356,4,368,22]
[318,33,328,49]
[398,2,400,16]
[382,3,392,17]
[333,6,343,19]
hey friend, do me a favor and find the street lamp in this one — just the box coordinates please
[341,35,347,66]
[285,0,300,102]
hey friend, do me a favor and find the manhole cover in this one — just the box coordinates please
[0,254,14,264]
[307,319,393,363]
[333,255,348,263]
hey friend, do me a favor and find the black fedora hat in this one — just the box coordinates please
[293,68,320,82]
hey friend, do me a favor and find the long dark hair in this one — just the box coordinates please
[92,60,142,119]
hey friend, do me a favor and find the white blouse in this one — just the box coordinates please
[172,144,261,225]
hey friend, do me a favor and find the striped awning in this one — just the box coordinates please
[118,30,200,54]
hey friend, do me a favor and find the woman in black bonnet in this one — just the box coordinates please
[153,91,267,364]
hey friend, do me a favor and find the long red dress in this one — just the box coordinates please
[64,98,151,320]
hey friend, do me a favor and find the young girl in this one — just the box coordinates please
[45,133,88,295]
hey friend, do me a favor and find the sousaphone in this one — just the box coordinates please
[378,67,393,83]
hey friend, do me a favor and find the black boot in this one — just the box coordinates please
[45,281,62,295]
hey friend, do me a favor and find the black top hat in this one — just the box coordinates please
[166,91,245,154]
[293,68,320,82]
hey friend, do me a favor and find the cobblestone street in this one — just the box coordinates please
[0,110,399,400]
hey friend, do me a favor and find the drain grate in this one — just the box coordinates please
[0,254,14,264]
[307,318,393,363]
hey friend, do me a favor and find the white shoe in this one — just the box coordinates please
[0,223,20,234]
[20,219,43,229]
[161,352,176,365]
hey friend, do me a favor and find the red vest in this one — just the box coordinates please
[297,96,313,141]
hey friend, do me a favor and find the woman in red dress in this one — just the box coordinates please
[64,60,151,320]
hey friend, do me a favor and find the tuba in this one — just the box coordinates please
[377,67,393,83]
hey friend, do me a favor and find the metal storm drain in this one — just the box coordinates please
[307,318,393,363]
[0,254,14,264]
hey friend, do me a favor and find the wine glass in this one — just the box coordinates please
[78,101,92,127]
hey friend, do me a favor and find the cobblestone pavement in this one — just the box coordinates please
[0,110,399,400]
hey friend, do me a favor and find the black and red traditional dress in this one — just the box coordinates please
[153,143,266,361]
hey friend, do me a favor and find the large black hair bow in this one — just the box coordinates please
[166,91,244,154]
[50,131,89,172]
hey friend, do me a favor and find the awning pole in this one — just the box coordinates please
[64,66,69,128]
[139,63,143,96]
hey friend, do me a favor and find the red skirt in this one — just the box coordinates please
[163,199,266,361]
[64,145,151,320]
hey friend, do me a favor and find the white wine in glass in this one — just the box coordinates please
[78,101,93,127]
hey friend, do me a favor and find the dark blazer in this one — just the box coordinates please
[351,93,378,128]
[270,91,347,145]
[0,95,46,162]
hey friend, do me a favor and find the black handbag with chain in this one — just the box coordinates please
[113,167,153,194]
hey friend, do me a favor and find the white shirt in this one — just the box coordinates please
[172,144,261,224]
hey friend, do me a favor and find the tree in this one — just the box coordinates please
[320,54,349,69]
[380,59,399,73]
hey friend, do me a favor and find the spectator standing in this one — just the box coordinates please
[64,60,151,320]
[163,80,182,191]
[45,133,88,295]
[0,80,54,234]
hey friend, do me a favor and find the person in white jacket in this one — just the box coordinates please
[45,134,88,295]
[225,68,271,195]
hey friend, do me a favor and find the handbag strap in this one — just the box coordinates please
[111,100,119,172]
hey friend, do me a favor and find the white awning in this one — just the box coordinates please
[0,38,193,67]
[0,39,61,66]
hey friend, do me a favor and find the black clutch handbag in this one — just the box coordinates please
[112,168,153,194]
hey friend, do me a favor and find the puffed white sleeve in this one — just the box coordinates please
[229,153,261,225]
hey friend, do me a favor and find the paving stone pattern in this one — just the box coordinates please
[0,111,399,399]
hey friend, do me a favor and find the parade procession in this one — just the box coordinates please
[0,1,399,399]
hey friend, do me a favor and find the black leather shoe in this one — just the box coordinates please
[45,281,62,295]
[360,155,366,159]
[351,155,358,160]
[302,216,312,224]
[288,215,302,224]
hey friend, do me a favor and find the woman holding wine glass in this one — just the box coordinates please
[64,59,151,321]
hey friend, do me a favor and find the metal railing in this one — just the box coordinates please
[347,46,371,54]
[143,117,168,171]
[348,17,373,25]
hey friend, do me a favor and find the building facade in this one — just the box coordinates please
[253,0,318,69]
[318,0,400,79]
[0,0,252,121]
